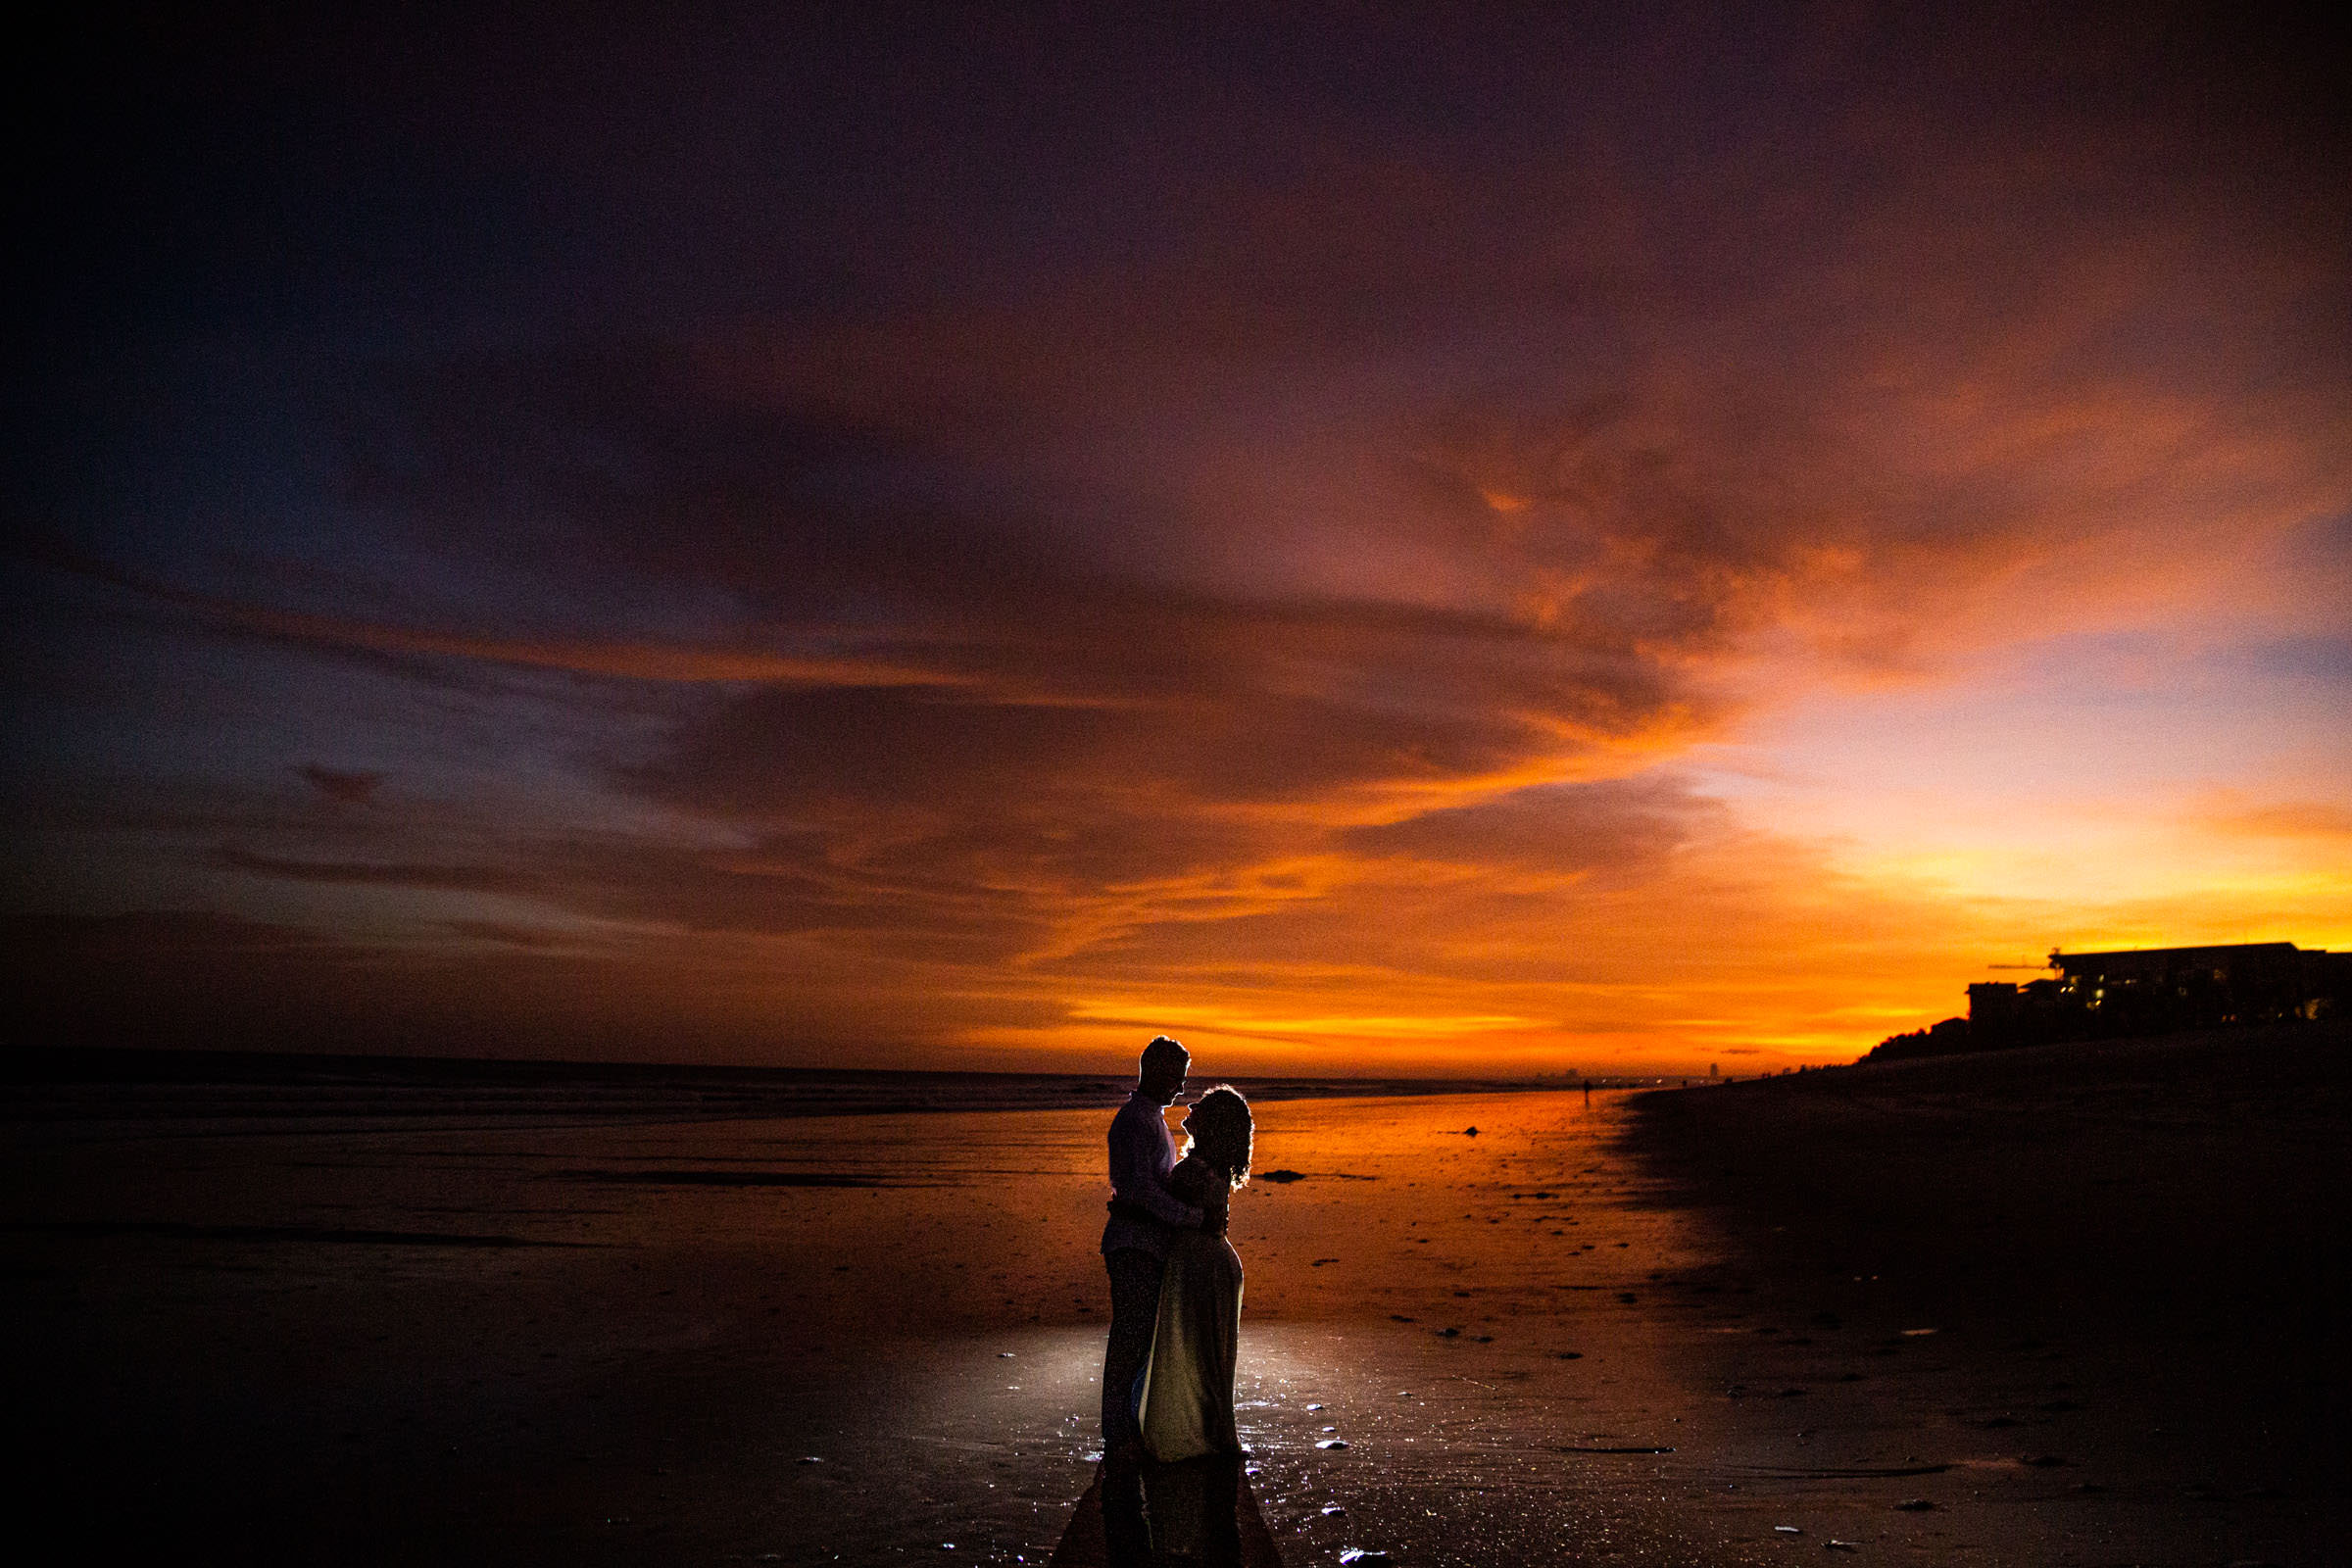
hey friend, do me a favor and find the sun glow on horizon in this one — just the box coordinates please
[6,11,2347,1077]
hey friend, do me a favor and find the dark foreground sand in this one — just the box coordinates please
[1619,1021,2350,1567]
[3,1032,2343,1565]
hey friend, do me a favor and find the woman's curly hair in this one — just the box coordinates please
[1181,1085,1253,1190]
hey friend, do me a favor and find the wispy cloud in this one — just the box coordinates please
[296,764,382,805]
[220,847,548,896]
[7,8,2347,1068]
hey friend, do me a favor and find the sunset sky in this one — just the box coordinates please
[6,7,2348,1073]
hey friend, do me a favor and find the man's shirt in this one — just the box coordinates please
[1101,1090,1202,1259]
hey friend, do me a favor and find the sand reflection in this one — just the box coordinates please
[9,1087,1736,1564]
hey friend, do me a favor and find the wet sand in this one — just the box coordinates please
[6,1088,1725,1564]
[5,1042,2343,1564]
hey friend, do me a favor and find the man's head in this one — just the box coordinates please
[1137,1035,1190,1104]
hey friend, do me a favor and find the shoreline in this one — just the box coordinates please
[1,1043,1677,1127]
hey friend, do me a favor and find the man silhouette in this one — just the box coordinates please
[1100,1035,1202,1464]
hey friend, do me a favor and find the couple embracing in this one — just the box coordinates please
[1100,1035,1252,1467]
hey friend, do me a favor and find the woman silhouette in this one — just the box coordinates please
[1135,1085,1252,1460]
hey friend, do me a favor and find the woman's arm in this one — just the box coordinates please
[1171,1156,1230,1233]
[1200,1179,1230,1237]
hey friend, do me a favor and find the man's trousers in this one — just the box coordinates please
[1101,1248,1164,1452]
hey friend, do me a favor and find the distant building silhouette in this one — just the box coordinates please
[1868,942,2349,1062]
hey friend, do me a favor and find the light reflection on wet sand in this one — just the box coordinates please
[19,1085,2272,1563]
[10,1089,1758,1564]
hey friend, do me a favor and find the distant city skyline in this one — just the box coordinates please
[7,8,2348,1073]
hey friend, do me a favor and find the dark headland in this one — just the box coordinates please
[1623,1020,2350,1554]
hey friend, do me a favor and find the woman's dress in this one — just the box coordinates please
[1136,1155,1244,1462]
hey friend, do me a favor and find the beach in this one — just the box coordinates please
[1622,1021,2351,1566]
[5,1039,2344,1565]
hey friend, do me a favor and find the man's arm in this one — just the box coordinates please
[1110,1109,1202,1227]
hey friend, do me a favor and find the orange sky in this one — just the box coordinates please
[6,9,2348,1073]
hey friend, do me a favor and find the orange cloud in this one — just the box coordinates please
[9,10,2347,1074]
